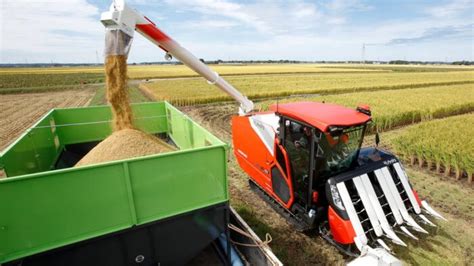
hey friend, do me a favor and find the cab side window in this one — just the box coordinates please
[283,120,311,200]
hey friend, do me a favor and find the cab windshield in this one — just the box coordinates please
[314,125,365,179]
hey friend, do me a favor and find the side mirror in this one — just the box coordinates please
[375,132,380,147]
[164,53,173,61]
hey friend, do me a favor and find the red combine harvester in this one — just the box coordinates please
[101,1,446,264]
[232,102,447,262]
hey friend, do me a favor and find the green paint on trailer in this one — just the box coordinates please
[0,102,229,263]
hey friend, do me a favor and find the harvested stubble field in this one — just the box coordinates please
[0,73,104,92]
[0,89,95,150]
[88,84,150,106]
[143,70,474,105]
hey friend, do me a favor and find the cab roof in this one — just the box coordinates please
[269,102,371,132]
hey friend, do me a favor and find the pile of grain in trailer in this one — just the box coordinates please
[76,50,175,167]
[76,129,175,167]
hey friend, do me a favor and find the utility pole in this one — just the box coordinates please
[96,50,101,65]
[361,43,366,65]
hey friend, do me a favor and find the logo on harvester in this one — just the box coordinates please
[383,158,397,165]
[254,120,265,131]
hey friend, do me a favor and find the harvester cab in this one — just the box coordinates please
[100,0,446,264]
[232,102,373,229]
[274,102,372,217]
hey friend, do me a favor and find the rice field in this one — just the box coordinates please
[0,64,380,80]
[2,63,472,92]
[323,64,474,72]
[143,71,474,105]
[1,63,473,265]
[390,114,474,182]
[0,73,104,92]
[127,64,384,79]
[260,83,474,131]
[0,63,385,75]
[1,63,471,75]
[0,89,95,150]
[88,85,150,106]
[0,64,380,93]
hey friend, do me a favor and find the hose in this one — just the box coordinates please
[228,223,272,248]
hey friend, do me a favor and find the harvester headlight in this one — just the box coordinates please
[330,184,345,211]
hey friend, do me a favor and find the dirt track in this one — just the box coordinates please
[180,104,345,265]
[0,89,95,151]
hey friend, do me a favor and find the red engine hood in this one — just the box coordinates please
[270,102,371,132]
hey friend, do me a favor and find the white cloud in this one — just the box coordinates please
[162,0,330,34]
[164,0,270,32]
[171,2,473,62]
[161,0,377,36]
[425,0,473,18]
[293,3,318,19]
[181,19,240,29]
[1,0,102,63]
[321,0,372,25]
[361,16,473,46]
[325,0,372,12]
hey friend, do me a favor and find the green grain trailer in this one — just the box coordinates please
[0,102,231,265]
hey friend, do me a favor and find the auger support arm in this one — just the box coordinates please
[100,0,254,115]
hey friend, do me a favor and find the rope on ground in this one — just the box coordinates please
[228,223,272,248]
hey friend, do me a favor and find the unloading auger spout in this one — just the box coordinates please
[100,0,254,115]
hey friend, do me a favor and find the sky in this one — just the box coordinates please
[0,0,473,63]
